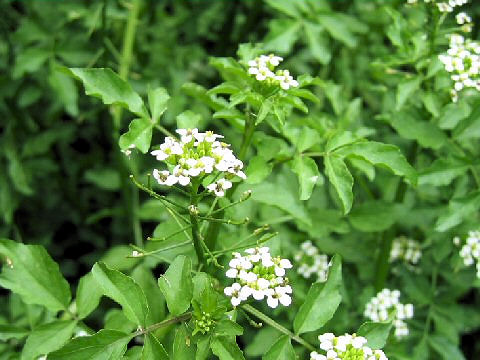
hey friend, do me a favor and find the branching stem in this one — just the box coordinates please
[242,304,316,352]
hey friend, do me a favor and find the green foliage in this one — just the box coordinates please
[294,255,342,335]
[1,0,480,359]
[0,239,71,313]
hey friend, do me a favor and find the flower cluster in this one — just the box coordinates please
[389,236,422,265]
[436,0,468,12]
[310,333,388,360]
[439,34,480,102]
[151,129,246,197]
[248,54,299,90]
[454,230,480,278]
[294,241,330,282]
[456,11,473,32]
[406,0,468,13]
[364,289,414,338]
[223,247,293,308]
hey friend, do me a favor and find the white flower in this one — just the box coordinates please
[390,236,422,265]
[153,169,178,186]
[364,289,414,339]
[296,241,331,281]
[224,247,293,308]
[456,12,471,25]
[314,333,389,360]
[224,283,247,307]
[207,178,232,197]
[151,137,183,160]
[172,166,191,186]
[455,230,480,278]
[440,34,480,102]
[176,128,198,143]
[247,54,298,90]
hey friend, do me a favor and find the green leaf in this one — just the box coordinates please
[296,127,320,153]
[158,255,193,316]
[419,158,471,186]
[196,335,212,360]
[265,0,301,18]
[0,325,29,341]
[118,118,153,154]
[22,320,77,360]
[67,68,147,117]
[453,99,480,140]
[207,82,241,96]
[439,101,470,129]
[318,15,356,48]
[132,265,165,324]
[0,239,71,312]
[251,182,311,226]
[294,255,342,334]
[182,83,226,112]
[84,168,121,191]
[304,21,331,65]
[325,155,354,214]
[49,67,79,116]
[262,335,295,360]
[92,262,149,327]
[177,111,203,130]
[389,111,447,150]
[357,320,393,349]
[435,191,480,232]
[336,141,416,185]
[49,329,132,360]
[13,48,50,79]
[396,78,422,111]
[349,201,399,232]
[211,336,245,360]
[428,335,466,360]
[214,320,243,337]
[325,131,357,153]
[291,156,321,201]
[256,99,273,125]
[141,333,168,360]
[246,156,273,185]
[264,19,301,54]
[76,272,103,320]
[147,87,170,123]
[173,324,195,360]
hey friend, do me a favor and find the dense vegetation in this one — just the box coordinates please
[1,0,480,359]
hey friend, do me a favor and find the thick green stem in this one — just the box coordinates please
[242,304,316,352]
[111,0,143,247]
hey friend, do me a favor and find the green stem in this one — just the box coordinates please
[190,181,206,266]
[111,0,143,247]
[239,109,255,160]
[130,175,187,210]
[197,216,248,225]
[422,266,438,339]
[129,240,192,258]
[242,304,316,352]
[135,312,192,336]
[147,225,193,241]
[154,124,176,139]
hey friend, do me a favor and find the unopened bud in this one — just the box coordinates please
[189,205,199,215]
[241,190,252,201]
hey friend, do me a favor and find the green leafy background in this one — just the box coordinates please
[1,0,480,359]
